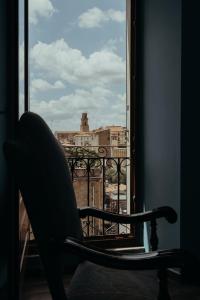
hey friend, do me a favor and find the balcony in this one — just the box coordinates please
[63,145,132,238]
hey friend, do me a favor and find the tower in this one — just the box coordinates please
[80,112,89,132]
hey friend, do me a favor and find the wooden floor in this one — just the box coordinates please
[20,252,200,300]
[21,273,72,300]
[21,270,200,300]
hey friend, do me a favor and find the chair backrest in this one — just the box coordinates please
[4,112,83,299]
[16,112,83,241]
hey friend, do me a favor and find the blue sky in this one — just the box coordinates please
[20,0,126,131]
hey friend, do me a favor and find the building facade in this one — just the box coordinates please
[55,113,127,156]
[55,113,128,236]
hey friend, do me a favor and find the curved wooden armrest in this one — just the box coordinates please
[78,206,177,224]
[61,237,186,270]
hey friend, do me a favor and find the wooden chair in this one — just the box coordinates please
[4,112,188,300]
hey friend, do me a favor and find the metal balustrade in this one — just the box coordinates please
[63,145,132,237]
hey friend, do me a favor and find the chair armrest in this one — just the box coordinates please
[61,237,186,270]
[78,206,177,224]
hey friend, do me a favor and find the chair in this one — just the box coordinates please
[4,112,188,300]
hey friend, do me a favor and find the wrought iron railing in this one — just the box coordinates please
[63,145,131,238]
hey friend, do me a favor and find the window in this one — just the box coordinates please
[20,0,136,239]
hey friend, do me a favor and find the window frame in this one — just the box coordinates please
[20,0,141,248]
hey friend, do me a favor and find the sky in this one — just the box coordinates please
[19,0,126,131]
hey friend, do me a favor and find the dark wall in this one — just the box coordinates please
[137,0,200,259]
[0,1,19,299]
[181,0,200,259]
[137,0,182,249]
[0,1,9,296]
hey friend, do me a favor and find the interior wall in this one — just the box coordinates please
[0,1,9,297]
[137,0,182,249]
[181,0,200,260]
[0,1,19,299]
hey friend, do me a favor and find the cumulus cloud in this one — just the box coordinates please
[30,39,125,87]
[29,0,56,25]
[102,37,124,53]
[30,87,126,131]
[31,78,65,95]
[78,7,125,28]
[107,9,125,23]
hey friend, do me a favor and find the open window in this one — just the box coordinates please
[19,0,137,251]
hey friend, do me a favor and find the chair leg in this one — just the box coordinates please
[40,245,68,300]
[157,268,171,300]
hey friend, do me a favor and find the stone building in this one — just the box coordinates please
[54,113,128,236]
[74,132,99,148]
[55,113,127,152]
[54,131,78,144]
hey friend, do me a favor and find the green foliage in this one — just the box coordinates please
[64,146,99,158]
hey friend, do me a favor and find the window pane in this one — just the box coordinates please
[29,0,131,237]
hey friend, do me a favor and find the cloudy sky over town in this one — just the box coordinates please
[20,0,126,131]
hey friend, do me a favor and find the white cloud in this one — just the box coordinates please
[30,87,126,131]
[107,9,125,23]
[31,87,109,119]
[102,37,124,53]
[29,0,56,25]
[30,39,125,87]
[53,80,65,89]
[78,7,108,28]
[31,78,65,95]
[78,7,125,28]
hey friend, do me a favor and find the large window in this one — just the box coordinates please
[19,0,135,238]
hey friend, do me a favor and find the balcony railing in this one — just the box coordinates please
[63,145,132,238]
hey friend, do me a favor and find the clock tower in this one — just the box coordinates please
[80,112,89,132]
